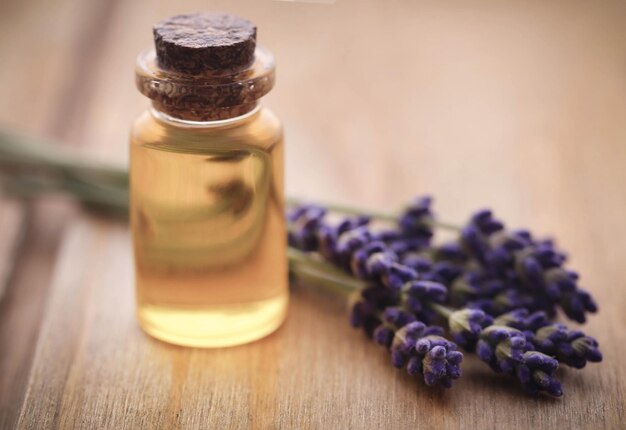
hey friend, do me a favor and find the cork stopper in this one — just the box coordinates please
[153,13,257,76]
[135,12,275,121]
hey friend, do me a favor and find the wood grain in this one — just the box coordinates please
[0,0,120,427]
[2,0,626,429]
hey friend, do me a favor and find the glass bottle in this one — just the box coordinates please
[130,13,287,348]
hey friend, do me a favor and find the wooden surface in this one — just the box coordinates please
[1,1,626,429]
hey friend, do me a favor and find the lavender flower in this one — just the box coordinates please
[447,308,491,348]
[288,204,370,262]
[473,324,563,396]
[397,196,435,245]
[372,307,417,347]
[420,261,466,286]
[401,280,448,324]
[349,286,399,335]
[388,321,463,388]
[349,253,449,324]
[335,226,375,270]
[398,252,433,272]
[354,304,463,389]
[350,241,398,280]
[516,351,563,397]
[475,325,527,373]
[449,271,506,307]
[465,286,552,316]
[450,209,599,323]
[287,200,598,396]
[287,204,326,251]
[470,209,505,236]
[494,308,603,368]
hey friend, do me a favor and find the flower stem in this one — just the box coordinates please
[290,266,354,297]
[427,302,455,320]
[0,128,128,185]
[287,247,367,292]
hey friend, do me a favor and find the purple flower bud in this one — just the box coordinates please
[337,215,371,235]
[446,209,599,324]
[559,288,598,323]
[373,325,395,348]
[350,242,393,280]
[516,351,563,397]
[414,335,463,387]
[448,308,489,348]
[450,272,506,307]
[288,199,598,396]
[384,322,463,388]
[404,280,448,303]
[382,307,416,328]
[336,226,373,257]
[476,325,527,373]
[494,308,603,369]
[287,205,327,251]
[400,253,432,272]
[381,263,418,290]
[406,356,423,376]
[471,209,504,235]
[433,242,468,263]
[461,225,490,264]
[390,321,428,367]
[317,224,339,261]
[532,325,568,350]
[425,262,466,285]
[349,300,375,328]
[364,251,398,279]
[398,196,435,244]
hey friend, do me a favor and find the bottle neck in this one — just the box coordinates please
[150,103,261,128]
[135,46,275,123]
[151,100,259,123]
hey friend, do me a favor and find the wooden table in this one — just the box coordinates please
[1,1,625,428]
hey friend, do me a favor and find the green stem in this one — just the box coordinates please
[288,263,365,298]
[426,220,461,232]
[427,302,454,320]
[288,248,366,291]
[0,129,128,184]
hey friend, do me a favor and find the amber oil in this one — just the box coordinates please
[131,13,287,347]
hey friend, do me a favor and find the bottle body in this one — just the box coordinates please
[130,107,288,347]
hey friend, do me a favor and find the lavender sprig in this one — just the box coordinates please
[494,308,603,368]
[457,210,598,322]
[516,351,563,397]
[372,308,463,388]
[291,197,599,324]
[440,306,564,396]
[290,255,463,389]
[287,208,585,396]
[292,244,568,396]
[290,227,463,389]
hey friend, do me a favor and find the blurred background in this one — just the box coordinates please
[1,0,624,219]
[1,1,626,427]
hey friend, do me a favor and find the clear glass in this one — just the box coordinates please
[130,106,288,347]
